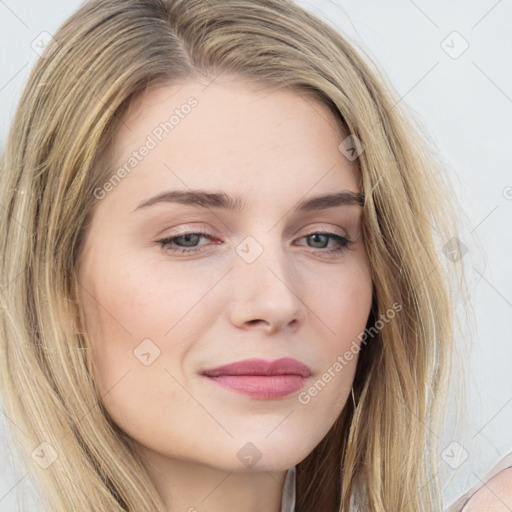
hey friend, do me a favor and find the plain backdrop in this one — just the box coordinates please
[0,0,511,510]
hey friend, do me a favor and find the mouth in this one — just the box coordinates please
[200,357,312,400]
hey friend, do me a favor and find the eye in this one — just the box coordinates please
[156,229,216,255]
[295,232,352,255]
[156,230,353,256]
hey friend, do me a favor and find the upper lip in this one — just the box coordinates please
[201,357,312,377]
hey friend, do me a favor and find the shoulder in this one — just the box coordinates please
[461,466,512,511]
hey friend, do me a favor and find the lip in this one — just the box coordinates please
[200,357,312,400]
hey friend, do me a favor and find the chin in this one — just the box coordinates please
[226,437,313,473]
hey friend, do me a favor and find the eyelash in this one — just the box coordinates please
[156,229,353,256]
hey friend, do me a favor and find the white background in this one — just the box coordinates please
[0,0,511,510]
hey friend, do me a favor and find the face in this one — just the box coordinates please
[77,77,373,473]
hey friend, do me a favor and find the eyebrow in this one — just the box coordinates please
[132,189,364,214]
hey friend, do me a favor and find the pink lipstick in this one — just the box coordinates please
[200,357,312,399]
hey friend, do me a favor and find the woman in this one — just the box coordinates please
[0,0,509,510]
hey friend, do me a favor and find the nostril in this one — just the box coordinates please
[247,319,265,326]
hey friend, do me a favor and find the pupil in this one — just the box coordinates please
[311,234,327,248]
[180,234,199,246]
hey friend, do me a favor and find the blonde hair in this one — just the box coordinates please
[0,0,469,510]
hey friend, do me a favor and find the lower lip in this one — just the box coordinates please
[204,375,308,399]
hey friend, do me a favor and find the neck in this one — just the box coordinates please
[135,446,289,512]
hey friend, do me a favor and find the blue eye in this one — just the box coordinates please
[157,230,213,254]
[156,230,353,256]
[300,232,351,254]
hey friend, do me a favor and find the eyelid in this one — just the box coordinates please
[157,223,350,241]
[155,224,355,258]
[292,222,350,239]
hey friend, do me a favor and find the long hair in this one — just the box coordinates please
[0,0,468,510]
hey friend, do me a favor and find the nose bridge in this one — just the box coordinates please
[228,231,306,331]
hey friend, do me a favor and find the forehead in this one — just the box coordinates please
[102,77,360,213]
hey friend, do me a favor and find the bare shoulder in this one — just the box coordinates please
[461,467,512,512]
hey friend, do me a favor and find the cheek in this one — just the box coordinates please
[78,256,223,391]
[292,258,372,409]
[77,263,197,438]
[82,260,203,342]
[307,255,373,342]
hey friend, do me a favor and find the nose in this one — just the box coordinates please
[227,237,307,334]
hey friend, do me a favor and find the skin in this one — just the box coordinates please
[462,468,512,511]
[77,76,373,512]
